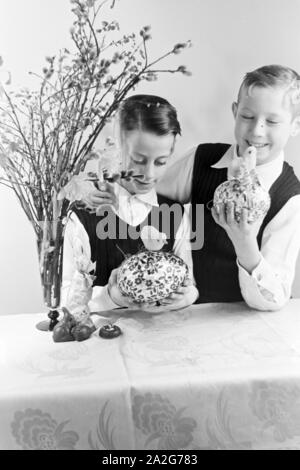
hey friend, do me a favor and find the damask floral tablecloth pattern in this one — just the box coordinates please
[1,301,300,450]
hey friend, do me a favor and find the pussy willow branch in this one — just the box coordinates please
[4,169,39,228]
[143,37,148,67]
[75,52,177,162]
[0,142,29,180]
[91,53,138,110]
[0,177,38,189]
[39,83,62,187]
[145,49,175,70]
[0,118,23,140]
[66,69,103,166]
[40,86,71,181]
[0,0,190,231]
[73,71,141,166]
[0,180,14,190]
[36,108,51,180]
[64,84,91,173]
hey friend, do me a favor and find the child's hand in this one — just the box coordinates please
[142,277,198,313]
[108,269,198,313]
[107,268,144,309]
[211,202,264,242]
[82,182,117,214]
[211,202,263,272]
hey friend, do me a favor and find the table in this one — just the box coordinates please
[1,300,300,450]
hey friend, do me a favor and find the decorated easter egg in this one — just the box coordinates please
[213,176,270,223]
[117,250,188,303]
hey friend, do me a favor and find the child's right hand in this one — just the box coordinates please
[107,268,144,309]
[82,181,117,214]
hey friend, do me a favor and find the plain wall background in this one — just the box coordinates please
[1,0,300,314]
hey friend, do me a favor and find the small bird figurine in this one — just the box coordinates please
[140,225,167,251]
[230,145,257,179]
[213,145,270,223]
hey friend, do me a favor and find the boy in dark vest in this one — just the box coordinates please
[155,65,300,310]
[62,95,199,317]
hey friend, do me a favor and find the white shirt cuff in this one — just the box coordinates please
[88,284,121,312]
[237,256,283,305]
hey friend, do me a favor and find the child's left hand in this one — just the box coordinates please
[211,201,264,242]
[142,277,198,314]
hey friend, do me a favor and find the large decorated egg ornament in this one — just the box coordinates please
[117,226,188,303]
[213,146,270,223]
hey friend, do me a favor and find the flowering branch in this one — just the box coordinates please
[0,0,191,240]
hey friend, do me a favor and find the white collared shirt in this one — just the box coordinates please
[62,182,197,313]
[156,144,300,310]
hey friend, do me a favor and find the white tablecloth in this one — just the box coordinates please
[1,301,300,450]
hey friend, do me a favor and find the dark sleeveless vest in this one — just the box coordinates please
[72,194,184,286]
[191,143,300,303]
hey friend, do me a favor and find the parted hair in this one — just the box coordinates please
[118,94,181,136]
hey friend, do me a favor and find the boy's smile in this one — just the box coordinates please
[232,85,300,165]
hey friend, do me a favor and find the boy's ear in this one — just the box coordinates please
[232,102,238,119]
[291,116,300,137]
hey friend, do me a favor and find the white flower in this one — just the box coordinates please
[96,144,122,179]
[73,238,95,273]
[57,174,94,203]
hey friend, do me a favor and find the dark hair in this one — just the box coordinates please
[237,65,300,110]
[118,94,181,136]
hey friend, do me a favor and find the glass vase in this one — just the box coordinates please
[36,219,65,332]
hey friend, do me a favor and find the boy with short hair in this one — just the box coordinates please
[155,64,300,310]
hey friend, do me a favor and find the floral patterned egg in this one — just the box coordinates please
[117,250,188,303]
[213,174,271,223]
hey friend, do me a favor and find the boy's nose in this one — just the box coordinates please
[252,119,265,136]
[144,163,155,180]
